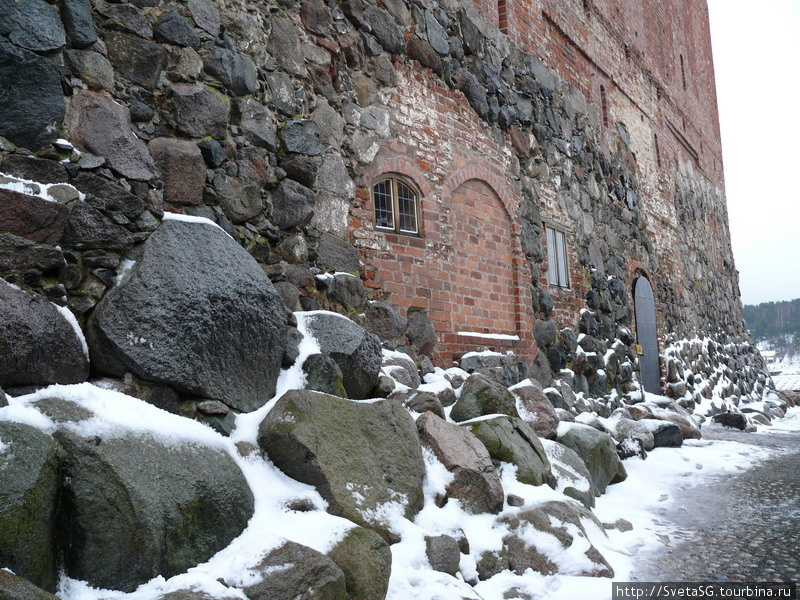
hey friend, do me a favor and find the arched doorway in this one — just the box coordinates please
[633,276,661,394]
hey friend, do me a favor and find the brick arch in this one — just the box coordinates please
[440,162,518,228]
[434,177,530,361]
[356,150,434,198]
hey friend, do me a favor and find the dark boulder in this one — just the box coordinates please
[61,0,97,48]
[270,179,316,229]
[711,412,748,431]
[87,219,287,412]
[301,312,381,399]
[0,0,65,53]
[316,233,360,272]
[464,416,556,488]
[405,307,438,356]
[0,43,65,151]
[280,119,324,156]
[154,12,200,48]
[365,300,407,341]
[302,353,346,397]
[203,49,258,96]
[0,283,89,388]
[55,429,254,592]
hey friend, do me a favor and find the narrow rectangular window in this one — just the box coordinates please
[680,54,687,90]
[600,85,608,128]
[546,225,569,288]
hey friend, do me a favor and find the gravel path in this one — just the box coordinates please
[631,422,800,587]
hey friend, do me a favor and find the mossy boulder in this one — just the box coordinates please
[302,353,346,398]
[258,390,425,541]
[0,422,60,593]
[555,423,627,495]
[55,430,254,592]
[450,374,518,423]
[463,416,556,488]
[0,570,58,600]
[328,527,392,600]
[242,541,345,600]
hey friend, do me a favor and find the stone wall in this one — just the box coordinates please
[0,0,760,392]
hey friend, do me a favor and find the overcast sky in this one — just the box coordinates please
[707,0,800,306]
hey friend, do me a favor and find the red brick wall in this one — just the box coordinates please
[352,65,535,366]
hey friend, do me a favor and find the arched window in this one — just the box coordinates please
[372,175,421,235]
[600,85,608,127]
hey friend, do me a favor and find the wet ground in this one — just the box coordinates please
[631,419,800,589]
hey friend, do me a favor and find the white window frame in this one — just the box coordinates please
[372,175,421,236]
[545,224,570,289]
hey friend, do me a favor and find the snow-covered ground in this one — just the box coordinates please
[2,320,799,599]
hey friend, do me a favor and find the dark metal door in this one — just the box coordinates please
[633,276,661,394]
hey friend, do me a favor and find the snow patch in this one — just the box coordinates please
[162,212,231,237]
[55,305,89,359]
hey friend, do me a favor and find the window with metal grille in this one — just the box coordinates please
[372,176,420,235]
[545,224,569,288]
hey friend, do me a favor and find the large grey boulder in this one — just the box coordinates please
[464,416,555,488]
[450,374,518,422]
[556,423,627,495]
[327,527,392,600]
[87,219,287,412]
[55,430,254,592]
[610,418,655,451]
[0,283,89,388]
[0,422,60,593]
[542,440,595,508]
[477,501,613,580]
[0,42,65,152]
[242,541,345,600]
[511,379,559,439]
[301,312,381,399]
[416,412,504,514]
[258,391,425,541]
